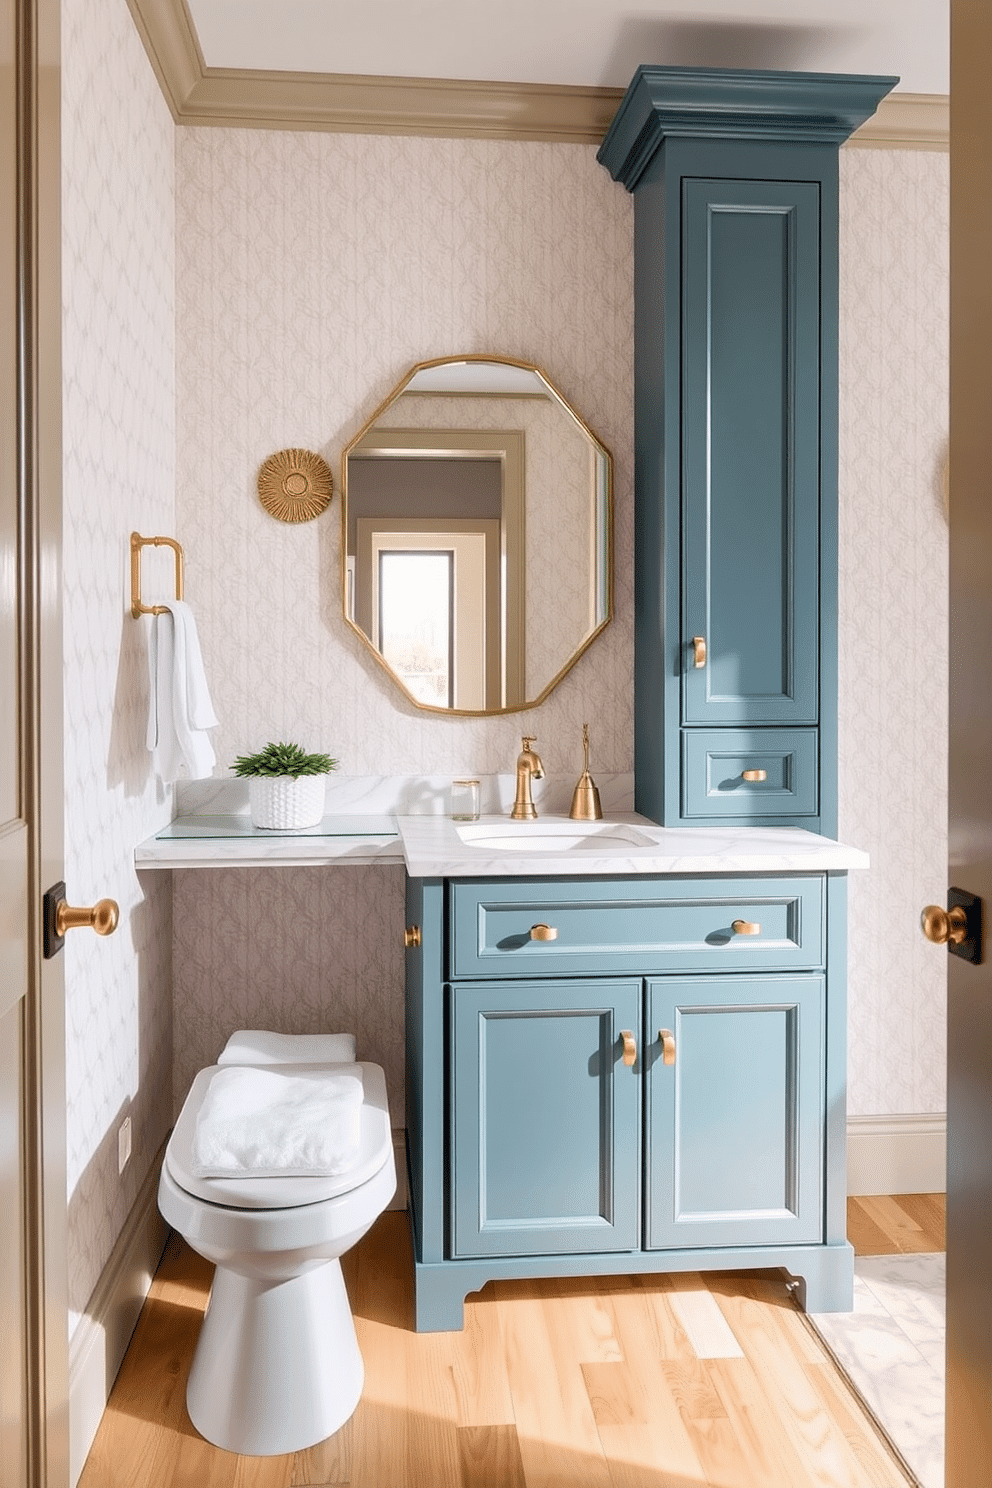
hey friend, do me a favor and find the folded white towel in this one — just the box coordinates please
[218,1030,357,1067]
[146,600,219,783]
[191,1065,364,1178]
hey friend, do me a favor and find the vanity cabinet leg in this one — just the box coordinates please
[412,1262,469,1333]
[784,1243,855,1313]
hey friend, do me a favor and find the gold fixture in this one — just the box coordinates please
[404,926,422,948]
[658,1029,676,1066]
[742,769,767,782]
[621,1030,637,1067]
[732,918,761,936]
[692,635,707,668]
[511,736,545,819]
[55,897,119,938]
[569,723,603,821]
[257,448,334,523]
[130,532,184,618]
[530,923,558,942]
[921,904,968,947]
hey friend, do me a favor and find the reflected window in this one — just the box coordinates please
[378,550,453,708]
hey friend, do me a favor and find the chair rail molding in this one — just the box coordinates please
[126,0,948,149]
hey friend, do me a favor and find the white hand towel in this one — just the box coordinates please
[218,1030,357,1067]
[146,600,219,783]
[190,1065,364,1178]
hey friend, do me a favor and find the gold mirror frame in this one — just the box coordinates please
[340,354,613,717]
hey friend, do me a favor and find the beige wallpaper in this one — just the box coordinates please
[838,146,949,1118]
[173,128,948,1130]
[61,0,176,1333]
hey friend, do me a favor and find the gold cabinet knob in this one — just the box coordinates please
[741,769,767,782]
[530,923,558,941]
[921,904,968,947]
[732,918,761,936]
[691,635,707,668]
[621,1030,637,1067]
[55,897,119,938]
[404,925,422,949]
[658,1028,676,1066]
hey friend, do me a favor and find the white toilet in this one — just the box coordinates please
[158,1036,395,1456]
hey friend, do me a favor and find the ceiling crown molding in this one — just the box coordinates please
[126,0,948,151]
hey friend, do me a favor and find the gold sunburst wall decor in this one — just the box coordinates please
[257,448,334,523]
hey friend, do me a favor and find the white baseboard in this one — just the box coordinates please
[68,1142,169,1488]
[847,1113,946,1197]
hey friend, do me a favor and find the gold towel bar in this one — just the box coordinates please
[130,532,185,618]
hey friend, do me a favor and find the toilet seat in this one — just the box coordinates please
[165,1060,392,1210]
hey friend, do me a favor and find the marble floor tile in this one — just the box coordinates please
[811,1253,945,1488]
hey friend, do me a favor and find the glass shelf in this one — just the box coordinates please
[155,814,399,841]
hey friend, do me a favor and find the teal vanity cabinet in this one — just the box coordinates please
[597,67,896,832]
[405,870,852,1332]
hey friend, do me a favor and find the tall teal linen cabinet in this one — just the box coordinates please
[404,67,892,1333]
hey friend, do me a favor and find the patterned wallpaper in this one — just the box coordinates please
[173,129,948,1128]
[61,0,176,1333]
[838,147,949,1117]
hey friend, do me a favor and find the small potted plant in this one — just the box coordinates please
[233,741,338,830]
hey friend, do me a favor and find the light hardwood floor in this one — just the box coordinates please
[78,1194,945,1488]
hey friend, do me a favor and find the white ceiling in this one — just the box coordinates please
[186,0,948,96]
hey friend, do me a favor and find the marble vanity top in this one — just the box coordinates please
[136,807,869,875]
[396,815,870,878]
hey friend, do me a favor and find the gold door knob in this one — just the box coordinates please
[921,904,968,947]
[530,923,558,941]
[732,918,761,936]
[741,769,767,782]
[55,897,119,938]
[658,1028,676,1066]
[621,1030,637,1067]
[691,635,707,668]
[404,925,422,948]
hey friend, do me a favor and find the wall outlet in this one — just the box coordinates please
[118,1116,132,1175]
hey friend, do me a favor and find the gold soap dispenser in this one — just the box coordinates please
[569,723,603,821]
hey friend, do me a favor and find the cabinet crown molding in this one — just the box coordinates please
[598,65,899,190]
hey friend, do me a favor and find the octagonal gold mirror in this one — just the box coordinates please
[341,355,612,715]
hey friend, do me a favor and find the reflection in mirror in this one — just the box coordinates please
[341,357,612,715]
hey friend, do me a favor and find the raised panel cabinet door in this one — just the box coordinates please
[645,974,824,1249]
[682,177,820,727]
[450,978,641,1258]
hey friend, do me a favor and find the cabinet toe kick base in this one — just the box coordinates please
[410,1242,855,1333]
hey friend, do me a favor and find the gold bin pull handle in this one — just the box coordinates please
[741,769,767,782]
[658,1029,676,1066]
[621,1030,637,1067]
[404,925,421,949]
[691,635,707,668]
[530,923,558,942]
[732,918,761,936]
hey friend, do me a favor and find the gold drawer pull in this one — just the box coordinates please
[732,918,761,936]
[530,923,558,942]
[658,1028,676,1066]
[741,769,767,782]
[404,925,421,948]
[621,1030,637,1067]
[691,635,707,668]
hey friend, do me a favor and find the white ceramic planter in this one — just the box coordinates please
[249,774,326,830]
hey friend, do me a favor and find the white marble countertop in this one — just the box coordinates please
[396,815,871,878]
[136,805,869,876]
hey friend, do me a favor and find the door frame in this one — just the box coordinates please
[16,0,68,1480]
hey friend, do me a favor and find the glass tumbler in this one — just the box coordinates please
[451,778,481,821]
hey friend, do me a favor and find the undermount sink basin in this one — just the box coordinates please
[454,820,658,853]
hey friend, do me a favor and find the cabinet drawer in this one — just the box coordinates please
[682,729,818,819]
[448,876,824,978]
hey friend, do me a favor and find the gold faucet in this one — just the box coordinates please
[511,736,545,819]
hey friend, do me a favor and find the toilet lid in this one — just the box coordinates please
[165,1061,392,1210]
